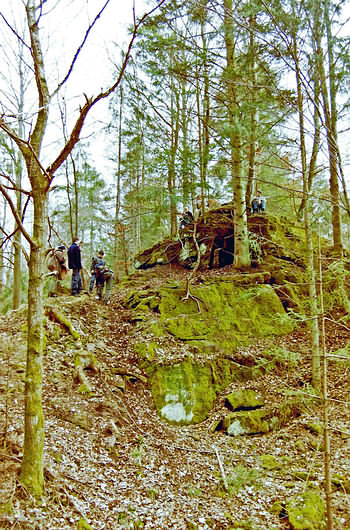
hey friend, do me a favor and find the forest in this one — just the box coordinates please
[0,0,350,528]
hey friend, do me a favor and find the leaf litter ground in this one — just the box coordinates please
[0,265,350,529]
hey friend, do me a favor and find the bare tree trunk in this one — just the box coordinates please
[113,84,123,282]
[246,15,257,213]
[12,158,23,309]
[318,229,333,530]
[223,0,250,267]
[314,0,342,255]
[0,197,6,292]
[20,185,47,497]
[13,43,26,309]
[168,66,180,237]
[292,25,321,389]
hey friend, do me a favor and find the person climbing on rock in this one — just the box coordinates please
[251,190,266,214]
[179,211,194,232]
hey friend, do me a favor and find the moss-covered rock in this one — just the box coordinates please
[286,489,325,529]
[223,409,271,435]
[150,358,252,425]
[77,518,93,530]
[225,389,264,410]
[154,283,294,352]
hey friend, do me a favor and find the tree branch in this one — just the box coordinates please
[46,0,168,176]
[0,184,33,247]
[50,0,112,99]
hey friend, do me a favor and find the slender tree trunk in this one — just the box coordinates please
[314,0,342,255]
[180,78,191,209]
[114,84,123,282]
[318,229,333,530]
[292,27,321,389]
[201,16,210,202]
[0,198,6,292]
[19,179,47,497]
[13,157,23,309]
[17,0,50,497]
[223,0,250,267]
[168,60,180,237]
[13,52,26,309]
[195,70,205,209]
[246,15,257,213]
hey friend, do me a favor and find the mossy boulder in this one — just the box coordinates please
[154,283,294,353]
[225,389,264,410]
[150,358,252,425]
[223,409,271,435]
[217,397,304,435]
[286,489,325,529]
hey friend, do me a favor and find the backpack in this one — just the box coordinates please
[94,258,105,278]
[102,269,113,281]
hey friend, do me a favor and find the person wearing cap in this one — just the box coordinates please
[89,250,105,293]
[68,236,82,296]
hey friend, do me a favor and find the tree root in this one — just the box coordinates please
[181,222,204,313]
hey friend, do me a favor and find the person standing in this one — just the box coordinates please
[68,237,82,296]
[47,245,68,296]
[89,250,105,293]
[96,267,113,305]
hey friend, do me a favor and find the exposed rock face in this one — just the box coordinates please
[128,210,314,426]
[131,280,295,425]
[149,358,252,425]
[134,206,306,272]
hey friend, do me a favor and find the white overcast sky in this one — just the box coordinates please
[0,0,149,180]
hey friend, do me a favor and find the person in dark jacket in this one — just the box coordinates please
[89,250,105,293]
[96,267,113,305]
[68,237,82,296]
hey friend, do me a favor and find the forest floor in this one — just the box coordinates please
[0,265,350,529]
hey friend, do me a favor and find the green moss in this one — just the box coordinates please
[306,422,323,435]
[134,342,158,363]
[259,454,281,470]
[286,490,325,529]
[331,473,350,493]
[150,358,251,425]
[46,308,80,340]
[0,500,14,516]
[225,389,264,410]
[223,409,271,435]
[77,518,93,530]
[155,283,293,351]
[77,383,92,394]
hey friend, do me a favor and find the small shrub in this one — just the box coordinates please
[225,464,261,495]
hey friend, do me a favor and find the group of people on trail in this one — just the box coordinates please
[47,237,113,304]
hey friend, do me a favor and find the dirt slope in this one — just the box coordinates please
[0,266,350,529]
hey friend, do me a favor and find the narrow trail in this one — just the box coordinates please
[0,273,350,528]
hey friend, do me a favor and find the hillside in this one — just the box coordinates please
[0,260,350,529]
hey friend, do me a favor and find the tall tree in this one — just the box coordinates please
[223,0,250,267]
[313,0,343,255]
[0,0,166,497]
